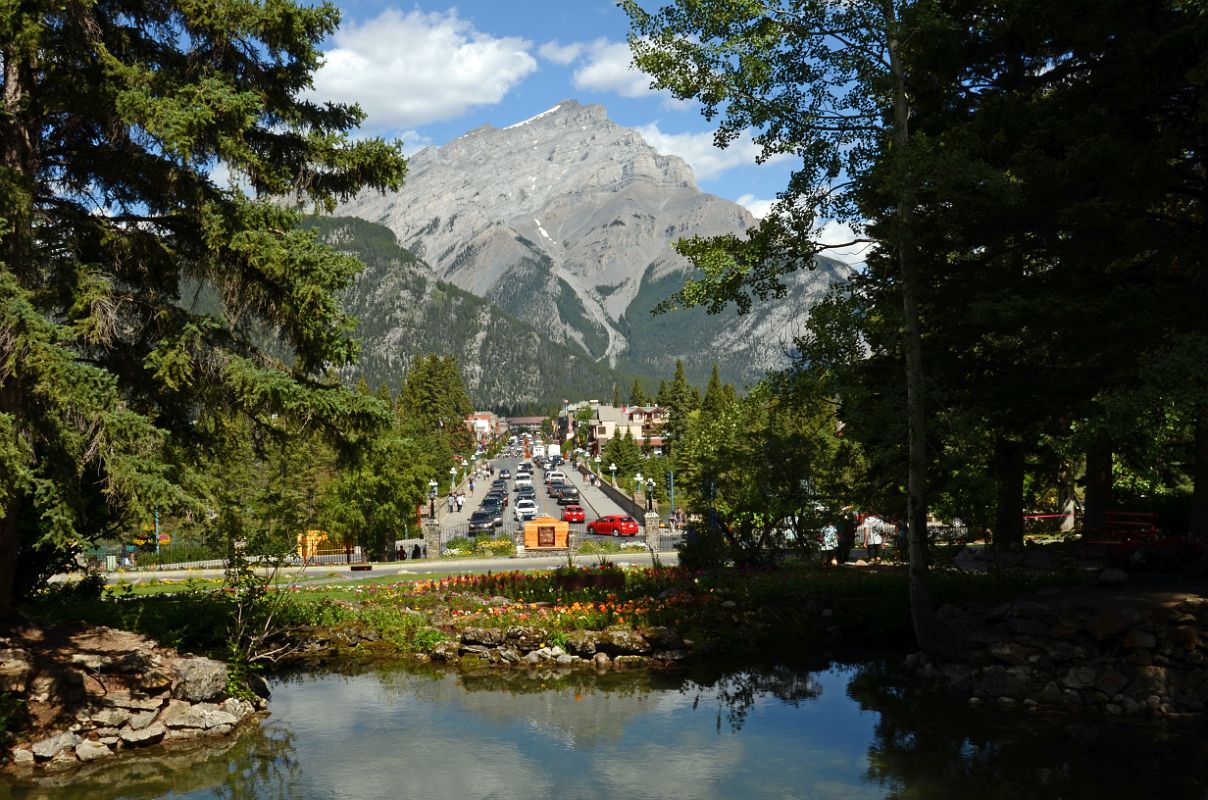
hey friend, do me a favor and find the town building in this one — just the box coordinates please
[560,400,667,456]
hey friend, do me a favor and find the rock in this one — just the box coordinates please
[1097,568,1129,586]
[563,630,598,657]
[120,721,166,747]
[641,627,684,650]
[1007,618,1050,638]
[505,627,546,651]
[220,698,256,721]
[592,652,612,669]
[1095,669,1129,696]
[89,707,131,728]
[989,643,1027,665]
[612,655,648,669]
[1012,601,1057,624]
[524,651,541,665]
[654,650,688,661]
[596,627,649,656]
[976,665,1008,697]
[173,657,229,703]
[494,646,523,664]
[1038,681,1064,704]
[127,709,159,731]
[161,702,237,730]
[1125,629,1158,649]
[99,691,163,711]
[1062,667,1097,690]
[0,650,33,693]
[32,732,80,761]
[75,739,114,762]
[10,747,35,766]
[555,654,576,666]
[1087,608,1141,641]
[431,641,461,662]
[460,627,504,647]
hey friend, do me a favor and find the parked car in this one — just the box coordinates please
[514,498,539,522]
[547,481,567,498]
[468,509,501,534]
[484,490,508,508]
[561,505,585,523]
[490,479,508,491]
[514,485,537,500]
[587,515,640,537]
[556,489,580,506]
[545,470,567,485]
[499,468,511,479]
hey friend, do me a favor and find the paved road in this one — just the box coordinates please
[441,454,631,531]
[90,549,676,586]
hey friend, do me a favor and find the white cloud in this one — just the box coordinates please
[538,40,583,65]
[813,220,871,265]
[310,9,537,130]
[636,123,789,181]
[736,194,776,219]
[573,39,653,98]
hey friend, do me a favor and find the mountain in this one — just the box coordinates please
[335,99,848,387]
[309,216,626,412]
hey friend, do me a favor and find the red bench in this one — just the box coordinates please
[1081,511,1161,556]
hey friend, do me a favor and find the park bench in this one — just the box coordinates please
[1080,511,1161,557]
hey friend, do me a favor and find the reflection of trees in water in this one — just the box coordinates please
[8,726,299,800]
[847,661,1208,800]
[682,663,824,733]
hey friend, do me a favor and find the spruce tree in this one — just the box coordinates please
[0,0,405,612]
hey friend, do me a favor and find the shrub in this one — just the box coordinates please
[476,538,515,556]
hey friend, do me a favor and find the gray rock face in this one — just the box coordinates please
[173,658,228,702]
[74,739,114,762]
[119,721,166,747]
[335,99,847,385]
[31,732,79,761]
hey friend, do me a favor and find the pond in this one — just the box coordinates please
[7,660,1208,799]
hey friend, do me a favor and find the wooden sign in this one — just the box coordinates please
[524,517,569,549]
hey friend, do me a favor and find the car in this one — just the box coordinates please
[513,473,532,488]
[484,490,508,508]
[545,470,566,485]
[513,498,539,522]
[514,487,537,502]
[561,505,585,523]
[500,468,511,479]
[468,509,501,534]
[547,481,567,498]
[556,490,580,506]
[517,461,533,474]
[490,479,507,490]
[587,515,640,537]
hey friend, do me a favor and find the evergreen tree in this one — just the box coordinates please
[0,0,405,612]
[630,379,647,407]
[702,364,727,414]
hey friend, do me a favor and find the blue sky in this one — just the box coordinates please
[306,0,797,221]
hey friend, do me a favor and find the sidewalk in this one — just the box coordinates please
[564,464,626,520]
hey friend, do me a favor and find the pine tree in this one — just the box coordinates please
[702,364,727,414]
[0,0,405,612]
[630,379,647,407]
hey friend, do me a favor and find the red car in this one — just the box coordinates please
[562,505,586,523]
[587,514,640,537]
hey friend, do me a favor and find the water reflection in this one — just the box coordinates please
[5,660,1208,800]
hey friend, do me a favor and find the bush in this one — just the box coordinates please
[445,536,474,555]
[475,538,515,556]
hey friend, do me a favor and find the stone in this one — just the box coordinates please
[128,709,159,731]
[1063,667,1097,690]
[989,643,1027,665]
[612,655,648,669]
[563,630,598,657]
[505,627,546,651]
[1007,618,1050,638]
[0,650,33,693]
[1038,681,1064,704]
[640,626,684,650]
[1087,608,1141,641]
[162,702,238,730]
[653,650,688,661]
[524,651,541,665]
[1097,568,1129,586]
[120,721,166,747]
[220,698,256,721]
[89,706,131,728]
[1096,669,1129,696]
[555,654,576,667]
[596,627,649,656]
[1012,601,1057,624]
[494,646,523,664]
[592,652,612,669]
[173,657,229,702]
[431,641,461,662]
[32,731,80,761]
[99,691,163,711]
[1125,629,1157,649]
[75,739,114,762]
[976,665,1008,697]
[1179,627,1201,651]
[10,747,34,766]
[460,627,504,647]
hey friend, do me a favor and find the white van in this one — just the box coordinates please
[514,473,533,488]
[545,470,566,485]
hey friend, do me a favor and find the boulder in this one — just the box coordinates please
[505,627,546,651]
[1087,608,1141,641]
[563,630,598,657]
[120,722,166,747]
[88,707,131,728]
[592,652,612,670]
[9,747,35,766]
[641,627,684,650]
[460,627,504,647]
[75,740,114,762]
[1062,666,1097,690]
[127,710,159,731]
[173,657,229,702]
[596,627,649,656]
[31,732,79,762]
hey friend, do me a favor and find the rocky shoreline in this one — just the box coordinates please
[0,623,265,773]
[910,581,1208,719]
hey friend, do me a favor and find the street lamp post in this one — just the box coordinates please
[609,462,617,487]
[428,479,438,518]
[449,466,457,493]
[635,472,644,505]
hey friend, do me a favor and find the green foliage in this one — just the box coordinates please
[0,0,406,611]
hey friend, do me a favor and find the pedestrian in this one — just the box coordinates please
[413,543,422,560]
[456,493,464,512]
[398,545,407,561]
[863,516,883,560]
[469,478,475,494]
[821,523,839,565]
[447,493,454,513]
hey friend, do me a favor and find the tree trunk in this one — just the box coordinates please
[1084,440,1113,530]
[1190,408,1208,540]
[883,3,936,654]
[1057,460,1078,532]
[993,437,1025,550]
